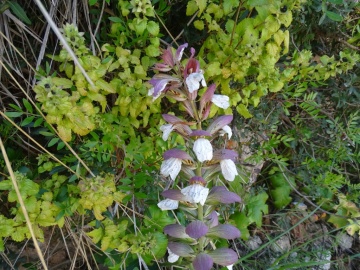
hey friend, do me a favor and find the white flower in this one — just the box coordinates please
[193,138,213,162]
[181,184,209,205]
[160,124,174,141]
[219,125,232,139]
[211,94,230,109]
[160,158,182,180]
[158,199,179,211]
[220,159,238,181]
[185,73,207,93]
[167,248,180,263]
[226,265,233,270]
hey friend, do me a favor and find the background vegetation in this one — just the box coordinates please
[0,0,359,269]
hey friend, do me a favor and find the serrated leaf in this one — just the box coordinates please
[147,21,159,36]
[231,212,251,240]
[151,232,168,259]
[223,0,239,15]
[87,227,104,243]
[52,77,73,88]
[270,186,292,209]
[195,0,207,15]
[325,10,343,22]
[22,99,33,113]
[5,111,23,117]
[194,20,204,30]
[186,0,198,16]
[8,1,31,25]
[0,180,12,190]
[246,192,268,227]
[95,79,116,93]
[89,0,97,6]
[236,104,253,118]
[145,205,174,228]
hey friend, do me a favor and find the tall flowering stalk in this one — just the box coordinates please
[149,43,241,270]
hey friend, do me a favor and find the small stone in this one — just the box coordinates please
[270,235,291,253]
[336,232,353,250]
[246,235,262,251]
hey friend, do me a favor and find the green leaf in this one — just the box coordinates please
[8,1,32,25]
[147,21,159,36]
[236,104,253,118]
[0,180,12,190]
[33,118,43,127]
[109,16,123,23]
[270,186,292,209]
[325,10,343,22]
[145,205,174,228]
[5,111,23,118]
[52,77,73,88]
[89,0,97,6]
[231,212,251,240]
[48,137,59,147]
[20,116,35,126]
[246,192,268,227]
[195,0,207,15]
[22,99,33,113]
[151,232,168,259]
[194,20,204,30]
[186,0,198,16]
[87,227,104,243]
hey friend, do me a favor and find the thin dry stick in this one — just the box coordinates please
[0,136,48,270]
[33,0,94,86]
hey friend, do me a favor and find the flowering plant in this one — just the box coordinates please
[149,43,242,269]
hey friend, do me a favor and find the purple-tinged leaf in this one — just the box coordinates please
[163,149,192,161]
[207,224,241,240]
[168,241,193,257]
[190,130,212,137]
[200,84,216,111]
[206,211,219,228]
[213,149,238,161]
[161,47,175,67]
[175,43,188,61]
[206,115,233,135]
[208,248,238,266]
[207,186,241,204]
[185,220,208,239]
[189,176,206,185]
[164,224,189,238]
[193,253,213,270]
[162,189,190,201]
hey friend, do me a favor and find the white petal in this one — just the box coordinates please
[160,158,182,180]
[158,199,179,211]
[167,248,180,263]
[226,265,233,270]
[185,73,207,93]
[181,184,209,205]
[148,87,154,96]
[193,138,213,162]
[220,159,238,181]
[219,125,232,139]
[211,94,230,109]
[160,124,174,141]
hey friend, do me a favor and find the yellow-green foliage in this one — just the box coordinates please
[34,18,162,143]
[0,173,62,250]
[187,0,359,118]
[78,174,125,220]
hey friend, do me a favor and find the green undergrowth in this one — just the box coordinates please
[0,0,359,268]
